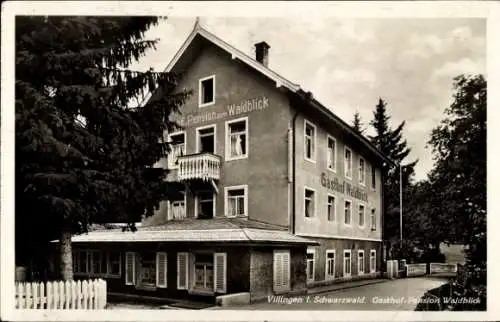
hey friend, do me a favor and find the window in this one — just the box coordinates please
[166,132,185,169]
[92,251,102,274]
[139,252,156,286]
[327,194,336,222]
[370,250,376,273]
[358,250,365,275]
[304,120,316,162]
[344,200,352,225]
[325,250,336,280]
[197,125,216,154]
[273,250,291,292]
[194,254,214,291]
[199,75,215,107]
[226,118,248,160]
[327,136,336,171]
[358,204,365,227]
[371,165,376,190]
[371,208,376,230]
[170,195,186,220]
[359,158,365,185]
[304,188,315,218]
[196,191,215,219]
[344,147,352,179]
[74,250,121,276]
[108,251,121,276]
[343,250,351,277]
[225,185,248,217]
[306,249,315,282]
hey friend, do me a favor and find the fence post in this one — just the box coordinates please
[18,283,24,309]
[71,280,77,309]
[46,281,52,309]
[54,281,60,309]
[26,282,32,309]
[40,282,45,309]
[65,281,71,309]
[76,280,82,309]
[33,282,39,309]
[82,280,88,310]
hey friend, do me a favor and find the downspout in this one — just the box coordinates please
[291,109,300,234]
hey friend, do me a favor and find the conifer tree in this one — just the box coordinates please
[352,111,365,135]
[16,16,190,280]
[369,98,417,248]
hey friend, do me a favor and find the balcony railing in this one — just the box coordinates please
[178,152,221,181]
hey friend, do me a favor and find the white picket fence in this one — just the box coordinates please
[15,279,107,309]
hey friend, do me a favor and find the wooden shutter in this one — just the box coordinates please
[214,253,227,293]
[125,252,135,285]
[273,250,290,292]
[156,252,168,288]
[177,252,188,290]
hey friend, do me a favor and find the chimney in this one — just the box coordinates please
[254,41,270,67]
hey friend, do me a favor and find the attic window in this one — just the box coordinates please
[199,75,215,107]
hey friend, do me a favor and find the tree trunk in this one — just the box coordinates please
[59,230,73,281]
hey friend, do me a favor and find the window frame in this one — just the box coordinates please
[358,250,365,275]
[73,249,121,278]
[169,189,187,221]
[344,199,352,226]
[199,75,216,108]
[325,249,336,280]
[327,193,336,222]
[304,186,316,219]
[195,190,217,219]
[358,203,365,227]
[370,249,377,273]
[306,248,316,282]
[195,124,217,154]
[304,119,317,163]
[344,146,353,180]
[326,135,337,172]
[371,208,377,231]
[224,185,248,217]
[359,157,366,186]
[371,164,377,191]
[225,116,249,161]
[165,130,186,170]
[343,250,352,277]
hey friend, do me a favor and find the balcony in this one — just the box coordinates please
[178,152,221,182]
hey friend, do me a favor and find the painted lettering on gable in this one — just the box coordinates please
[321,172,368,202]
[178,96,269,126]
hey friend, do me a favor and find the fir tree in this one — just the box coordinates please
[352,111,365,135]
[16,16,190,280]
[369,98,418,249]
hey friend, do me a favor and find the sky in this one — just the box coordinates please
[131,17,486,182]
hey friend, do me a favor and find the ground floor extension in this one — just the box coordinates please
[51,218,319,303]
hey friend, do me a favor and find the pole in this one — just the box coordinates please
[399,163,403,248]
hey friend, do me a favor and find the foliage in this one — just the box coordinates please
[352,111,365,135]
[369,98,418,243]
[427,74,486,309]
[16,16,190,280]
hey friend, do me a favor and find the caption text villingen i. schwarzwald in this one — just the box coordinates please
[267,295,481,305]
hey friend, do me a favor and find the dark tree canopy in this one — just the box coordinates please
[369,98,418,244]
[352,111,365,135]
[16,16,190,280]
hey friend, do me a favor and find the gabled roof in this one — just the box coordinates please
[141,20,393,166]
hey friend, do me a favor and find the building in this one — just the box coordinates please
[61,21,392,304]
